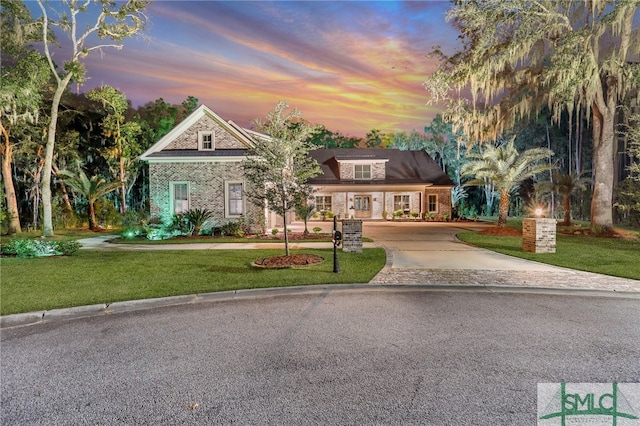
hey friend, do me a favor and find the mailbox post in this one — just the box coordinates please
[332,216,341,273]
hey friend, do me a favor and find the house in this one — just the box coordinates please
[307,149,454,220]
[140,105,454,229]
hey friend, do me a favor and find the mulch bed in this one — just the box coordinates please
[558,228,638,239]
[478,227,523,236]
[252,254,324,269]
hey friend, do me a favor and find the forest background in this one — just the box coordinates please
[1,0,639,236]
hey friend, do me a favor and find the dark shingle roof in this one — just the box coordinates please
[307,148,454,186]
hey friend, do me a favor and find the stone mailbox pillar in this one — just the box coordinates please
[522,218,556,253]
[341,219,363,253]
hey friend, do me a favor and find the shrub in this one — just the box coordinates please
[411,211,419,219]
[220,220,241,236]
[1,239,81,258]
[271,228,279,236]
[94,198,120,228]
[313,226,322,234]
[184,208,214,236]
[56,240,81,256]
[393,210,404,219]
[169,214,193,235]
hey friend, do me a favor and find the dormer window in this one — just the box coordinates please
[354,164,371,180]
[198,131,215,150]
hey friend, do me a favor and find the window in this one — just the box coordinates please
[226,182,243,216]
[315,196,332,212]
[354,164,371,180]
[172,182,189,214]
[394,195,410,212]
[428,194,438,213]
[198,131,215,150]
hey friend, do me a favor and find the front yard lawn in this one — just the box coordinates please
[457,231,640,280]
[0,248,386,316]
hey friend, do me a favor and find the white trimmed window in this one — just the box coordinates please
[427,194,438,213]
[226,182,244,217]
[354,164,371,180]
[393,195,410,212]
[315,196,332,212]
[171,182,189,214]
[198,131,215,150]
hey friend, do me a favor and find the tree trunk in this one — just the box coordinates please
[1,126,22,234]
[283,210,290,256]
[119,155,127,214]
[88,201,98,230]
[52,164,73,214]
[41,74,73,237]
[563,195,571,226]
[497,190,509,227]
[590,100,615,230]
[31,146,45,230]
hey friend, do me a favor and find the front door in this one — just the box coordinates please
[354,194,371,218]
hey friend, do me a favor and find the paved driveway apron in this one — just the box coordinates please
[365,222,640,292]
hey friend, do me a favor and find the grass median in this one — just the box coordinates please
[0,248,386,316]
[457,231,640,280]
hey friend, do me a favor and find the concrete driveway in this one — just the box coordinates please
[362,221,557,271]
[359,221,640,293]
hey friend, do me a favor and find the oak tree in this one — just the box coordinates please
[426,0,640,230]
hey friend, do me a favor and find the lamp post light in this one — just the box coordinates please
[534,207,544,217]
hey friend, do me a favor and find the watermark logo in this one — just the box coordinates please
[538,383,640,425]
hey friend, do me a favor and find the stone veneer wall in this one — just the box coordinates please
[338,162,386,180]
[522,218,556,253]
[341,219,363,253]
[164,115,248,150]
[426,188,452,218]
[148,161,261,227]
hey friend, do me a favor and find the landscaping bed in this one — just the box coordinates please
[253,254,324,268]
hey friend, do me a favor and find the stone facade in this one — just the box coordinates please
[312,189,452,220]
[425,187,452,219]
[338,161,386,180]
[522,218,556,253]
[164,115,247,150]
[341,219,363,253]
[148,161,262,228]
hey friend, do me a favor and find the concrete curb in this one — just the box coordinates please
[3,283,639,329]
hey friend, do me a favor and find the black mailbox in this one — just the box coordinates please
[333,230,342,246]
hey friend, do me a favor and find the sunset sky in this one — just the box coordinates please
[33,1,460,137]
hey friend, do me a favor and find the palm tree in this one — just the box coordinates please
[295,202,315,236]
[538,172,591,226]
[462,139,555,227]
[58,168,120,230]
[184,208,214,236]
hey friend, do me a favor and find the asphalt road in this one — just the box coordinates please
[2,287,639,425]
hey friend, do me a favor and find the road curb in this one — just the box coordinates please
[2,283,640,329]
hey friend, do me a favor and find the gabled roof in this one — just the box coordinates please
[307,148,455,186]
[139,104,259,161]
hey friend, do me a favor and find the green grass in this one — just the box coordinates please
[111,235,374,244]
[457,231,640,280]
[0,248,386,315]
